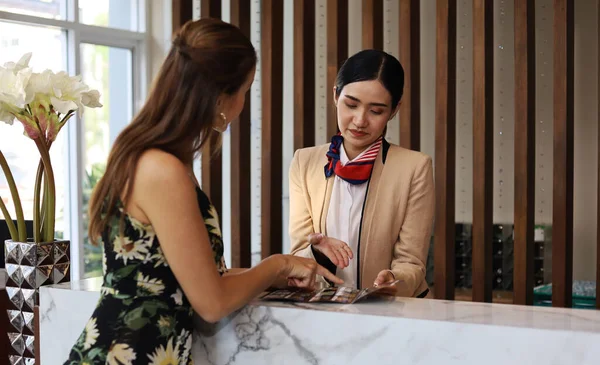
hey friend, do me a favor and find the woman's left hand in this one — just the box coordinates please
[373,270,397,296]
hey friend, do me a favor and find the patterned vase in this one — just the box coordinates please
[4,239,70,365]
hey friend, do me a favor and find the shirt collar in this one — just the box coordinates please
[339,140,379,166]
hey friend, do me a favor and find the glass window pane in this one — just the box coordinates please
[80,43,132,278]
[78,0,139,31]
[0,22,68,240]
[0,0,66,20]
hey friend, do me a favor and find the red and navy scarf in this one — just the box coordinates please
[324,134,383,184]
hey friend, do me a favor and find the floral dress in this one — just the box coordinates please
[64,187,227,365]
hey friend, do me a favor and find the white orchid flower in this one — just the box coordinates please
[0,65,31,125]
[2,52,32,72]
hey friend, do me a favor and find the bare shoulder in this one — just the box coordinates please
[135,149,191,185]
[130,149,196,214]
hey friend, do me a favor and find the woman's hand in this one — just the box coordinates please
[373,270,398,296]
[280,254,343,290]
[308,233,354,269]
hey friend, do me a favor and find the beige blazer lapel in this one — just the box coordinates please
[318,176,334,235]
[358,150,385,287]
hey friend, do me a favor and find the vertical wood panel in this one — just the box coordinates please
[201,0,221,18]
[434,0,457,300]
[294,0,316,151]
[472,0,493,303]
[362,0,383,50]
[598,1,600,309]
[230,0,252,268]
[200,0,223,217]
[326,0,348,139]
[513,0,536,306]
[261,0,284,258]
[398,0,420,150]
[172,0,193,32]
[552,0,574,308]
[201,139,223,217]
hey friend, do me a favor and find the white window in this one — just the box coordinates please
[0,0,150,280]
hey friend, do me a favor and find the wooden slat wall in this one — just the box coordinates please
[172,0,193,32]
[201,0,221,17]
[229,0,252,268]
[170,1,596,308]
[513,0,536,306]
[293,0,316,151]
[199,1,223,217]
[552,0,574,308]
[326,0,348,139]
[471,0,493,303]
[362,0,383,50]
[434,0,457,300]
[398,0,420,151]
[261,0,284,258]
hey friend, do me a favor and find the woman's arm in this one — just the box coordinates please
[224,268,289,288]
[132,150,340,323]
[389,156,435,297]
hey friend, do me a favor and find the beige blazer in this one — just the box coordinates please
[289,140,435,297]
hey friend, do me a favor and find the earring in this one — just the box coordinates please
[213,112,228,133]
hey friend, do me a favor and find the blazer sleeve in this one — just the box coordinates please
[288,150,316,259]
[390,156,435,297]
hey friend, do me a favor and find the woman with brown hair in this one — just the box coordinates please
[64,18,340,364]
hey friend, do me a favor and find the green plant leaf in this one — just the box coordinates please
[113,264,138,280]
[87,348,103,359]
[124,306,149,330]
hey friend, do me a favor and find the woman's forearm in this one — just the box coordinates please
[210,255,286,321]
[223,267,248,275]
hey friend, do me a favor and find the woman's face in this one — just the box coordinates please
[217,67,256,130]
[334,80,398,155]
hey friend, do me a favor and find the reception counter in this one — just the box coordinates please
[39,278,600,364]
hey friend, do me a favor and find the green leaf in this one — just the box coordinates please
[113,264,138,280]
[126,317,150,331]
[104,272,113,286]
[123,306,145,324]
[113,293,131,300]
[87,348,103,359]
[143,300,168,317]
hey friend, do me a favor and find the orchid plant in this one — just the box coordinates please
[0,53,102,244]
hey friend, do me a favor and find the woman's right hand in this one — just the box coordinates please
[279,254,343,290]
[308,233,353,269]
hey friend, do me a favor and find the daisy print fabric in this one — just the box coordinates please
[64,187,227,364]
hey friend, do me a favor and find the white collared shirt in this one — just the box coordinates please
[325,143,371,289]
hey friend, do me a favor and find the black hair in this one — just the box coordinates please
[335,49,405,108]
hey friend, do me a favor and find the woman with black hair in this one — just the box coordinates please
[289,49,434,298]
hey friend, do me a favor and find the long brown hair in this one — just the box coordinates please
[88,18,256,245]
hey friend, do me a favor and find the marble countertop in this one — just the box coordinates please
[48,277,600,334]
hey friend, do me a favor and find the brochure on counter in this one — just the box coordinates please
[259,279,402,304]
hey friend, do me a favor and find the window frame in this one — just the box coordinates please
[0,0,151,280]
